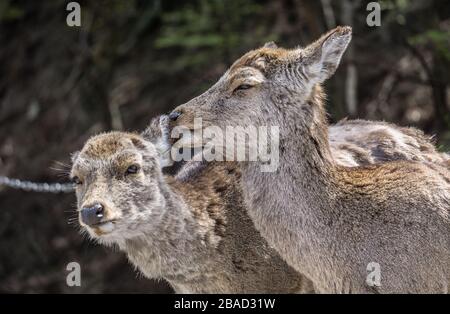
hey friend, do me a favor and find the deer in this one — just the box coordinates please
[70,116,314,294]
[168,26,450,293]
[70,114,447,294]
[328,119,449,167]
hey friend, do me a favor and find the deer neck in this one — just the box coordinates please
[120,175,214,286]
[239,85,339,273]
[243,84,336,211]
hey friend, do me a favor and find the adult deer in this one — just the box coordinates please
[169,27,450,293]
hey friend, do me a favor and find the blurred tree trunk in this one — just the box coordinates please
[341,0,358,116]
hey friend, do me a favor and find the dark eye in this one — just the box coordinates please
[71,176,82,185]
[125,164,140,175]
[234,84,253,92]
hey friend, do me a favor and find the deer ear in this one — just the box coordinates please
[303,26,352,83]
[263,41,278,49]
[141,116,162,143]
[71,151,80,164]
[141,115,174,168]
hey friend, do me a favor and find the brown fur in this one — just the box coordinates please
[331,119,449,166]
[71,129,313,294]
[169,26,450,293]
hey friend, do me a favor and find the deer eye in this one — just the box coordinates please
[71,176,82,185]
[125,164,140,175]
[234,84,253,93]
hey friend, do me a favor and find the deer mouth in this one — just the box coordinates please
[170,127,205,148]
[89,220,117,235]
[91,219,116,227]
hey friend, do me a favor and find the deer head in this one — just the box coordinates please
[169,26,352,138]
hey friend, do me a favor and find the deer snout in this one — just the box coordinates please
[80,203,105,226]
[168,111,182,121]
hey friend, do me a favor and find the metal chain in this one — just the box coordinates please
[0,175,74,193]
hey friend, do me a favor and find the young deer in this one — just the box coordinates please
[168,27,450,293]
[70,117,313,294]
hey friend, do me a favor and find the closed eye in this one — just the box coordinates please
[125,164,140,175]
[233,84,253,93]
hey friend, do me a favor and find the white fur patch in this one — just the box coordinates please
[155,116,174,168]
[98,221,115,233]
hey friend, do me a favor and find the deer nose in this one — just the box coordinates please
[80,203,104,226]
[169,111,182,121]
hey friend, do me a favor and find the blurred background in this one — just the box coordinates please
[0,0,449,293]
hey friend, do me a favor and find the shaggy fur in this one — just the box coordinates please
[71,122,312,294]
[330,119,449,167]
